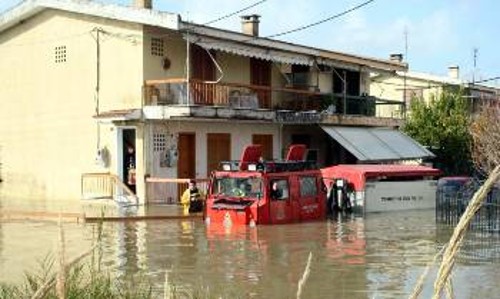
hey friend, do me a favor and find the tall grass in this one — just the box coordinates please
[0,217,153,299]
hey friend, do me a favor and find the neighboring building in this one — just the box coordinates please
[371,56,500,118]
[0,0,433,203]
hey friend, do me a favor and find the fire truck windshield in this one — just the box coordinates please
[214,176,262,199]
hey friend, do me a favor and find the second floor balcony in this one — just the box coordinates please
[142,78,404,126]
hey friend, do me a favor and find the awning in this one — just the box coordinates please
[321,126,435,162]
[93,109,141,122]
[190,36,314,66]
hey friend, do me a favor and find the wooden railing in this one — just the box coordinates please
[145,177,210,205]
[81,173,139,205]
[143,78,405,118]
[144,78,324,111]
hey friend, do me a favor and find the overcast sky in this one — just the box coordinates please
[1,0,499,86]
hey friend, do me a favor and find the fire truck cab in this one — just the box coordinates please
[205,145,327,226]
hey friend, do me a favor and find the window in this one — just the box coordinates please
[404,88,424,103]
[151,37,164,56]
[214,176,263,198]
[55,45,67,63]
[270,179,289,200]
[300,176,317,197]
[153,133,166,152]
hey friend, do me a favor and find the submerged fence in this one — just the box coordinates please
[436,178,500,234]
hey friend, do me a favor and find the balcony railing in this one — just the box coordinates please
[143,78,404,118]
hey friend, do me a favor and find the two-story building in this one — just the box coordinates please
[371,55,500,118]
[0,0,434,203]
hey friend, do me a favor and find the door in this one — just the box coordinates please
[297,175,323,221]
[269,178,293,224]
[120,128,136,194]
[250,58,271,108]
[191,45,216,105]
[177,133,196,179]
[252,134,273,160]
[177,133,196,200]
[207,133,230,175]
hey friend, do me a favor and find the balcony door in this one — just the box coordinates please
[191,45,216,105]
[177,133,196,200]
[250,58,271,108]
[207,133,231,175]
[252,134,273,160]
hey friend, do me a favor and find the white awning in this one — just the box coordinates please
[190,36,314,66]
[321,126,435,162]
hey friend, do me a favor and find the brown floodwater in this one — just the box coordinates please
[1,208,500,299]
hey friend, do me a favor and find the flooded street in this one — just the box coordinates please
[1,207,500,298]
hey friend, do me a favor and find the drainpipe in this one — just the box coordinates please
[342,70,347,115]
[186,29,190,105]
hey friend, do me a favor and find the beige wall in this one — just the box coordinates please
[0,9,144,201]
[371,75,443,118]
[146,120,279,178]
[144,31,186,81]
[145,120,280,202]
[218,53,250,84]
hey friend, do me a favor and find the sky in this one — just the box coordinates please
[1,0,499,86]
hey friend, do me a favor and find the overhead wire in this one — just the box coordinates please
[203,0,268,25]
[265,0,376,39]
[183,0,376,47]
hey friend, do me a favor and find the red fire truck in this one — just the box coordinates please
[205,145,327,226]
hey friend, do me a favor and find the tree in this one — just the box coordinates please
[470,104,500,175]
[402,88,472,175]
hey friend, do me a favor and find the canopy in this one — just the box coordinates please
[321,126,435,162]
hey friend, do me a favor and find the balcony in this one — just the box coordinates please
[142,78,404,126]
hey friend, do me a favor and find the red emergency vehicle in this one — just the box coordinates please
[321,164,441,213]
[205,145,327,226]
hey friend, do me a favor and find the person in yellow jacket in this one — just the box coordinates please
[180,180,204,215]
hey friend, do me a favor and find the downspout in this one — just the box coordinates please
[186,28,191,105]
[93,27,102,151]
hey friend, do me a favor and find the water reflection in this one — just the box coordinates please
[2,210,500,298]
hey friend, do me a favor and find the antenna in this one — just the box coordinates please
[472,47,478,85]
[404,26,408,62]
[403,26,408,118]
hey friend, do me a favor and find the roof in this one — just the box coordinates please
[0,0,406,73]
[321,126,435,162]
[185,22,407,72]
[93,109,141,121]
[0,0,179,34]
[323,164,441,178]
[321,164,441,191]
[374,71,500,93]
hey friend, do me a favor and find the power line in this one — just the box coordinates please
[203,0,268,25]
[265,0,376,39]
[471,76,500,85]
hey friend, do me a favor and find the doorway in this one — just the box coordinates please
[177,133,196,179]
[207,133,231,175]
[118,128,136,194]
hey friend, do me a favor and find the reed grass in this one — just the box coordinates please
[0,215,153,299]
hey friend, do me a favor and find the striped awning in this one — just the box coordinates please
[190,36,314,66]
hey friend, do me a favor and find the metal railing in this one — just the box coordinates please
[436,179,500,234]
[145,177,209,205]
[81,173,139,205]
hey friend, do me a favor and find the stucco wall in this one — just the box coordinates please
[0,9,144,201]
[144,120,280,202]
[146,120,280,178]
[143,30,186,81]
[371,75,444,118]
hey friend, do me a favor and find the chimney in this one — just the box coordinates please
[389,53,403,63]
[241,14,260,36]
[134,0,152,9]
[448,65,459,80]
